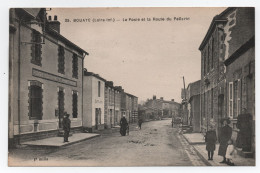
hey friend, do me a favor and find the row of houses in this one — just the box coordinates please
[83,71,138,132]
[8,8,138,146]
[139,95,180,120]
[182,7,255,156]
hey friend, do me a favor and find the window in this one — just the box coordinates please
[233,79,241,119]
[211,89,214,118]
[58,45,65,74]
[229,82,233,118]
[31,30,42,66]
[72,53,78,78]
[98,81,101,97]
[72,91,78,118]
[29,81,43,120]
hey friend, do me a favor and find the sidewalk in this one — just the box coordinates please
[182,133,255,166]
[21,133,100,148]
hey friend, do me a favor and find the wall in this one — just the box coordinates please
[13,18,84,136]
[91,77,105,129]
[83,76,92,128]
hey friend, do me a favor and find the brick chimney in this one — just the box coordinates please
[48,15,60,33]
[153,95,156,100]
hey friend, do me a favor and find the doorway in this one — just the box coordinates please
[218,94,224,137]
[58,90,64,128]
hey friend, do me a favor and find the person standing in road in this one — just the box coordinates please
[138,118,143,130]
[120,114,128,136]
[62,113,71,142]
[205,124,217,160]
[218,118,232,164]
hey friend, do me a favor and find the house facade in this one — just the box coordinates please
[223,8,255,155]
[83,71,105,131]
[199,8,255,153]
[187,80,201,132]
[9,8,88,145]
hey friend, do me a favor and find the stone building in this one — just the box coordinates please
[104,81,115,128]
[142,96,180,120]
[9,8,88,145]
[223,8,255,155]
[199,7,255,142]
[83,71,105,132]
[114,87,122,126]
[187,80,201,132]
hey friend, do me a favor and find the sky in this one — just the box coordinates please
[48,7,226,103]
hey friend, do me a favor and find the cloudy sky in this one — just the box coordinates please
[48,7,226,103]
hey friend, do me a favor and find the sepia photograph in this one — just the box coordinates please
[7,6,255,167]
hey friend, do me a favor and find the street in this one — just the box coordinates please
[9,119,206,166]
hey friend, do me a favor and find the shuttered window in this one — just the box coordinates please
[72,91,78,118]
[58,45,65,74]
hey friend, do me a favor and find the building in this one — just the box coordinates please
[9,8,88,145]
[187,80,201,132]
[83,70,105,132]
[104,81,115,128]
[223,8,255,155]
[114,87,122,126]
[199,8,232,135]
[199,8,255,155]
[142,96,180,120]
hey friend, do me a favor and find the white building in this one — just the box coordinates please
[83,70,105,132]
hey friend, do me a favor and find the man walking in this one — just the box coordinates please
[138,118,143,130]
[62,113,71,142]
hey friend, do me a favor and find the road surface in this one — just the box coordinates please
[9,119,206,166]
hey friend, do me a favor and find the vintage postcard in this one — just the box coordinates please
[8,7,255,166]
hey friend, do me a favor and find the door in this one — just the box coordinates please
[95,108,99,129]
[58,90,64,128]
[218,94,224,138]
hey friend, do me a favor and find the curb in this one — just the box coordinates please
[23,134,101,149]
[181,134,212,166]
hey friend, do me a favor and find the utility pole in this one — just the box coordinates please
[183,76,186,100]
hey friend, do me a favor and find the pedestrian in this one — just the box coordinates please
[226,139,236,166]
[62,113,71,142]
[120,114,128,136]
[205,124,217,160]
[138,118,143,130]
[218,118,232,164]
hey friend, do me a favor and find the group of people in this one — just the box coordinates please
[205,118,234,166]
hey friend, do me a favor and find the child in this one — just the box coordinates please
[205,125,217,160]
[226,139,235,166]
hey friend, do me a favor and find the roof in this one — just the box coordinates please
[84,70,106,82]
[46,27,89,56]
[198,8,235,51]
[18,8,89,56]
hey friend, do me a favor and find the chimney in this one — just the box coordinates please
[48,15,60,33]
[171,99,175,102]
[153,95,156,100]
[160,97,163,100]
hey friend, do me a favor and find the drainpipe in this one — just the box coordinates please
[17,19,21,145]
[82,53,87,130]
